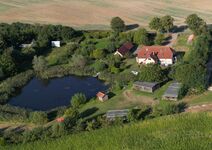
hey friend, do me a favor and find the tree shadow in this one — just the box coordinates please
[178,102,188,112]
[10,125,26,133]
[126,24,139,31]
[80,107,99,118]
[172,25,188,33]
[175,51,185,59]
[108,92,116,98]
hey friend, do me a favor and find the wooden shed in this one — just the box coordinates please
[133,81,160,93]
[162,82,182,101]
[96,92,108,102]
[106,109,129,120]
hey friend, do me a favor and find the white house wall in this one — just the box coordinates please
[136,57,173,66]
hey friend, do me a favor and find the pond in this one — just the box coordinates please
[8,76,108,111]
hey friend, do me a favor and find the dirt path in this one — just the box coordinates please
[185,104,212,112]
[122,90,156,106]
[165,33,178,47]
[0,122,35,133]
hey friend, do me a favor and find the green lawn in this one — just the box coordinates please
[8,112,212,150]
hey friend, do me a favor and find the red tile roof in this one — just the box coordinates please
[137,46,175,59]
[97,92,106,98]
[117,42,134,56]
[56,117,65,123]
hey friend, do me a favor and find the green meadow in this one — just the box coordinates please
[7,112,212,150]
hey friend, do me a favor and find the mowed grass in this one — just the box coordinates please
[7,112,212,150]
[0,0,212,29]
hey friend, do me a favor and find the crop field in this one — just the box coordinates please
[0,0,212,29]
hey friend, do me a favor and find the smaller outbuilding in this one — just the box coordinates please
[106,109,129,120]
[187,34,195,44]
[20,41,35,48]
[96,92,108,102]
[51,41,61,47]
[162,82,182,101]
[208,86,212,91]
[56,117,65,123]
[133,81,160,93]
[114,42,134,57]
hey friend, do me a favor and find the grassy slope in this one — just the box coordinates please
[8,113,212,150]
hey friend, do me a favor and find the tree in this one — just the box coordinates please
[51,123,67,137]
[71,93,87,108]
[61,26,76,41]
[133,28,150,45]
[149,17,162,31]
[64,107,79,118]
[161,15,174,32]
[139,64,165,82]
[92,49,105,59]
[173,63,206,92]
[106,41,116,53]
[30,111,48,124]
[32,56,47,73]
[185,14,207,35]
[93,61,106,72]
[36,33,50,49]
[154,33,165,45]
[71,54,87,69]
[187,34,210,65]
[0,52,16,76]
[111,17,126,33]
[0,67,4,79]
[153,101,179,117]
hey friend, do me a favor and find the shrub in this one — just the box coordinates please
[71,93,87,108]
[0,70,34,104]
[30,111,48,125]
[152,101,179,117]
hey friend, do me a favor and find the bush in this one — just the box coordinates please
[152,101,179,117]
[71,93,87,108]
[0,137,6,146]
[139,64,166,82]
[0,70,34,104]
[30,111,48,125]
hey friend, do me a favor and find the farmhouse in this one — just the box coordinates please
[96,92,108,102]
[162,82,182,101]
[51,41,61,47]
[133,81,160,93]
[106,109,129,120]
[114,42,134,57]
[136,46,175,66]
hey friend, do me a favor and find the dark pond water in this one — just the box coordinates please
[9,76,108,111]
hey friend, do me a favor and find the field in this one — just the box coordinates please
[0,0,212,29]
[7,112,212,150]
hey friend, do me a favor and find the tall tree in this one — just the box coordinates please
[139,64,165,82]
[161,15,174,32]
[133,28,150,45]
[0,52,16,76]
[111,17,126,33]
[173,63,206,92]
[32,56,47,73]
[185,14,207,35]
[187,34,210,65]
[149,17,162,31]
